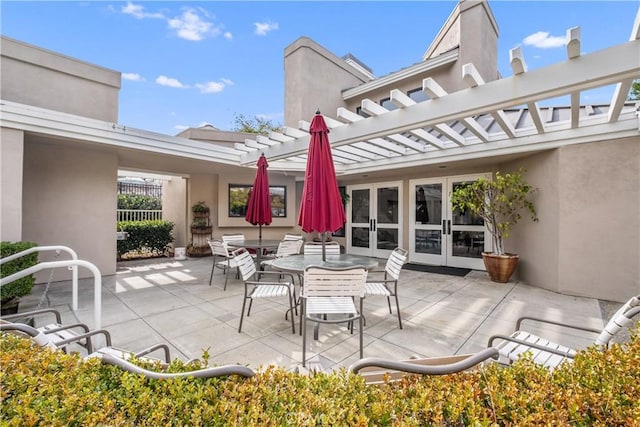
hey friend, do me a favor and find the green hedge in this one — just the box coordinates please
[0,241,38,302]
[117,220,174,258]
[1,329,638,425]
[117,194,161,210]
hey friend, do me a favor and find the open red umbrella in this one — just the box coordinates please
[245,153,272,241]
[298,111,346,260]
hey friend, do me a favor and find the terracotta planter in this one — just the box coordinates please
[482,252,519,283]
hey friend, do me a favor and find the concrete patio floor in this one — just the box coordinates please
[14,255,621,373]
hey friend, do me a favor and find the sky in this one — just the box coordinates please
[1,1,638,136]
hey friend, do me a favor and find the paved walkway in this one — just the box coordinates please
[15,256,616,372]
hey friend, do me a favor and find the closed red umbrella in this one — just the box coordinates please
[245,153,272,241]
[298,111,346,260]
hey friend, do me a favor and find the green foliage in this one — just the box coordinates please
[0,241,38,302]
[450,169,538,255]
[1,328,639,425]
[629,79,640,100]
[117,220,174,257]
[232,113,282,135]
[191,201,210,213]
[117,194,161,210]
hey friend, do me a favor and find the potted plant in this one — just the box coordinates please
[191,201,210,219]
[450,169,538,283]
[0,241,39,315]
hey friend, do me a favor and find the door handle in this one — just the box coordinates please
[372,219,376,232]
[442,220,446,234]
[447,220,451,235]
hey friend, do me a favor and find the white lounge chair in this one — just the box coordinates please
[488,294,640,369]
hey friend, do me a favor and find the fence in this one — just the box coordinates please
[117,209,163,222]
[117,182,162,197]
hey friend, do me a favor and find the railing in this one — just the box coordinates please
[0,246,103,328]
[117,209,162,222]
[117,182,162,197]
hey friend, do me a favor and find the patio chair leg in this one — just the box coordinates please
[288,288,295,334]
[387,296,393,314]
[359,315,363,359]
[302,303,307,367]
[247,299,254,316]
[224,268,230,291]
[394,295,403,329]
[209,262,215,286]
[238,296,248,333]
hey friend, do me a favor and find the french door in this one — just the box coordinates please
[347,181,402,259]
[409,174,490,270]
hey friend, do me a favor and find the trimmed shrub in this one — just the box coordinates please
[0,241,38,302]
[1,328,638,425]
[117,194,161,210]
[117,220,174,258]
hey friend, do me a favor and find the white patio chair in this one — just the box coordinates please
[301,265,368,367]
[235,247,297,334]
[283,233,304,241]
[303,241,341,255]
[488,294,640,370]
[208,239,241,290]
[364,247,408,329]
[260,239,303,270]
[0,321,255,379]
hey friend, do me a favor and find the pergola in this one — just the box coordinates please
[238,18,640,177]
[2,15,638,177]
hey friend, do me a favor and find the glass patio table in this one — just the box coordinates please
[270,253,378,273]
[226,239,281,266]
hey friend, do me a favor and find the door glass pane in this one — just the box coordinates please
[352,189,370,223]
[377,187,398,224]
[351,227,370,248]
[415,184,442,225]
[415,230,441,254]
[452,231,484,258]
[376,229,398,250]
[451,183,484,226]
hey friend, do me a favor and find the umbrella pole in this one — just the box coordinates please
[259,225,262,242]
[321,232,326,261]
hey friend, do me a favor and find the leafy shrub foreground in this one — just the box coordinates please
[1,332,639,426]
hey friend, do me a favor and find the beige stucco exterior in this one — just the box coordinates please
[1,1,638,303]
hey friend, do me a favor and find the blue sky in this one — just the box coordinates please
[1,1,637,135]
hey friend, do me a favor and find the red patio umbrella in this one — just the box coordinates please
[245,153,272,241]
[298,111,346,260]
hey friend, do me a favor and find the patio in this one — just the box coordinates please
[15,256,619,373]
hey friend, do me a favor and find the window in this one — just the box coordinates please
[332,186,347,237]
[407,87,430,103]
[228,184,287,218]
[356,106,370,118]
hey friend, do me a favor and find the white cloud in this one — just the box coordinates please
[122,73,144,82]
[168,8,220,41]
[523,31,566,49]
[121,2,164,19]
[254,21,278,36]
[195,78,234,94]
[156,75,188,88]
[223,32,233,40]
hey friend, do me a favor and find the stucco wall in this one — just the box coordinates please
[509,138,640,303]
[0,36,120,122]
[162,177,188,248]
[284,37,370,126]
[22,140,118,281]
[0,128,24,243]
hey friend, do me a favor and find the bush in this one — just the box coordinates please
[117,220,174,258]
[1,328,638,425]
[0,241,38,302]
[117,194,161,210]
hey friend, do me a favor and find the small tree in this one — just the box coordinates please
[232,114,282,135]
[450,169,538,255]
